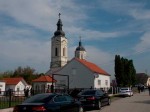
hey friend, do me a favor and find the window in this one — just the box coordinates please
[54,95,67,102]
[105,80,108,86]
[17,87,19,91]
[63,47,65,56]
[65,95,74,102]
[98,80,101,85]
[96,90,104,95]
[55,48,58,56]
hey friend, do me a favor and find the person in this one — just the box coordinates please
[148,85,150,96]
[138,85,141,93]
[24,87,29,97]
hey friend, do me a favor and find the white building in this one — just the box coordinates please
[46,14,110,90]
[32,75,56,93]
[146,77,150,86]
[1,77,29,96]
[0,80,6,95]
[53,58,110,89]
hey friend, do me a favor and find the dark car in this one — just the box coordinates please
[77,89,110,110]
[13,93,84,112]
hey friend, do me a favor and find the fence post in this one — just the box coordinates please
[8,90,12,107]
[112,86,113,94]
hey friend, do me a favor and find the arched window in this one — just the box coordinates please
[55,48,58,56]
[63,47,65,56]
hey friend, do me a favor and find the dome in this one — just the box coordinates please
[54,30,65,36]
[75,41,86,51]
[54,18,65,36]
[76,46,86,51]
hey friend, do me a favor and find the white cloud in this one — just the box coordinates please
[0,26,51,72]
[134,32,150,53]
[131,9,150,20]
[0,0,87,32]
[85,46,113,65]
[66,26,126,42]
[98,0,144,17]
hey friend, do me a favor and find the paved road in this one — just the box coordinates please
[86,90,150,112]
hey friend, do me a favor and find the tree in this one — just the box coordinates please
[12,66,37,84]
[114,55,136,87]
[0,66,42,84]
[0,71,13,79]
[136,73,148,85]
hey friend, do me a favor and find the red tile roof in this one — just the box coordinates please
[75,58,110,76]
[3,77,24,85]
[32,75,57,82]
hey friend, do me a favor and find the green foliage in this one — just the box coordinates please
[136,73,148,85]
[114,55,136,87]
[0,66,42,84]
[0,71,13,79]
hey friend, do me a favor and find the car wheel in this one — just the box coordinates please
[107,98,111,105]
[96,101,102,110]
[79,106,84,112]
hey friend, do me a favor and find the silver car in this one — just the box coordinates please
[118,87,133,97]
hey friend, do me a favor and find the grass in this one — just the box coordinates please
[0,96,26,109]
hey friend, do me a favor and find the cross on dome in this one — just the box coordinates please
[59,13,61,19]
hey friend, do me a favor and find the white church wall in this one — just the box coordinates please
[54,59,95,89]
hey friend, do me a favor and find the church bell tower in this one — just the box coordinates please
[50,13,68,70]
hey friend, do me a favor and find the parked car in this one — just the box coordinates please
[77,89,110,110]
[118,87,133,97]
[13,93,84,112]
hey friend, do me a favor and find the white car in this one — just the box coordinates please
[118,87,133,97]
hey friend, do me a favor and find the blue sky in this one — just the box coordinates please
[0,0,150,79]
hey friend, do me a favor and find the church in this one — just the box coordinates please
[46,14,110,90]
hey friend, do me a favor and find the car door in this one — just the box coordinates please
[65,95,79,112]
[53,95,68,112]
[96,90,107,105]
[54,95,75,112]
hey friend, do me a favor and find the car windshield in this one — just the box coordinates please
[23,93,55,103]
[79,90,96,95]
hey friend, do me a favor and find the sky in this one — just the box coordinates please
[0,0,150,79]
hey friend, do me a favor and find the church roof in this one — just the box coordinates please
[75,58,110,76]
[3,77,25,85]
[32,75,57,82]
